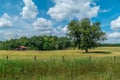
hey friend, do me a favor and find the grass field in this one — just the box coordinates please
[0,47,120,60]
[0,47,120,80]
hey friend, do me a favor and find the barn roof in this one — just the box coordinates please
[19,46,27,49]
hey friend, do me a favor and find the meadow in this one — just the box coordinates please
[0,47,120,80]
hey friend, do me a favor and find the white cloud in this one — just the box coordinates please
[53,25,68,36]
[111,16,120,30]
[103,37,120,43]
[0,30,19,40]
[21,0,38,20]
[3,32,18,40]
[108,32,120,38]
[102,32,120,43]
[106,16,120,43]
[62,25,68,33]
[0,13,12,27]
[47,0,99,21]
[33,18,53,34]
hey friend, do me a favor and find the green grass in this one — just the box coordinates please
[0,47,120,80]
[0,57,120,80]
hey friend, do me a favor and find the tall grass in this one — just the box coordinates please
[0,56,120,80]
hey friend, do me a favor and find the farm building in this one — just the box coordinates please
[16,46,27,50]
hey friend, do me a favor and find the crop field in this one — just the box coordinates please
[0,47,120,80]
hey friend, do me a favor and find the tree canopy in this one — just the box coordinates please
[67,18,107,53]
[0,36,72,50]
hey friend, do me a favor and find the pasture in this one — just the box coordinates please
[0,47,120,80]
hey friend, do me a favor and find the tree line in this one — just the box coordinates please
[0,18,107,52]
[0,36,72,50]
[100,44,120,47]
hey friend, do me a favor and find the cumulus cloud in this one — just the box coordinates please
[107,16,120,41]
[103,37,120,43]
[3,32,18,40]
[21,0,38,20]
[0,30,19,40]
[33,18,69,35]
[105,32,120,43]
[47,0,99,21]
[111,16,120,30]
[33,18,53,34]
[0,29,38,41]
[0,13,12,27]
[108,32,120,38]
[53,25,68,36]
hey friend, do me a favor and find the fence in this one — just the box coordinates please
[4,55,119,61]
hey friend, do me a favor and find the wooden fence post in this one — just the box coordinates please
[34,56,36,61]
[62,56,65,61]
[6,56,8,60]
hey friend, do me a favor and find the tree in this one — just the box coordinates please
[67,18,107,53]
[0,35,71,50]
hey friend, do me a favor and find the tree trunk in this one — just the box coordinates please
[85,49,88,53]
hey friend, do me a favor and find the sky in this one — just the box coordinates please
[0,0,120,43]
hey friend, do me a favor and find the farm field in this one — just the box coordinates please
[0,47,120,80]
[0,47,120,60]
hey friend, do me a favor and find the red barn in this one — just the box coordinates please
[17,46,27,50]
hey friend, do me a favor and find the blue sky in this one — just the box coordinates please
[0,0,120,43]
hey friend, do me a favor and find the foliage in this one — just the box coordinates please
[68,18,107,52]
[0,36,71,50]
[100,43,120,47]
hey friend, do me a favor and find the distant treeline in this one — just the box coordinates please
[0,35,72,50]
[99,44,120,47]
[0,35,119,50]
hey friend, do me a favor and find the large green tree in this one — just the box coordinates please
[68,18,107,53]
